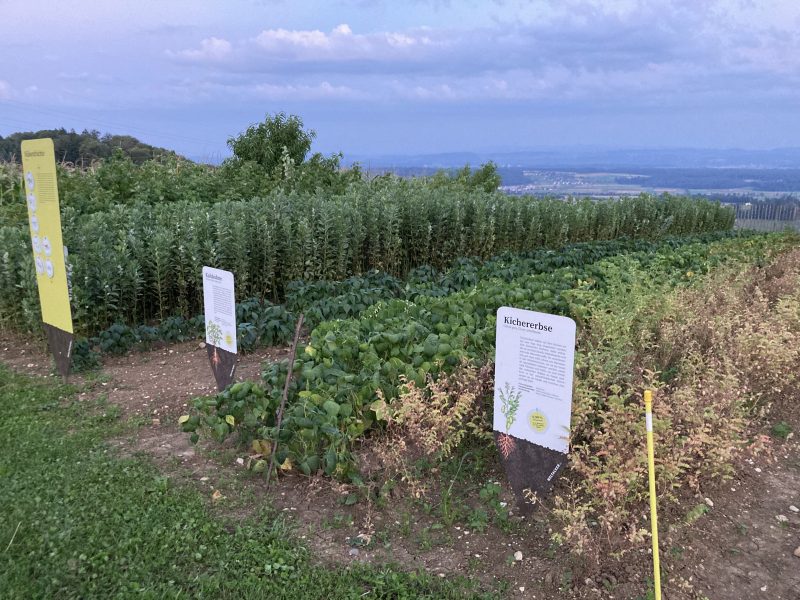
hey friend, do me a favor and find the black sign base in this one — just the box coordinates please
[494,432,567,515]
[206,344,237,391]
[43,323,73,380]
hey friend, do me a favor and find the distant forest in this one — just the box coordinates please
[615,168,800,193]
[0,129,175,165]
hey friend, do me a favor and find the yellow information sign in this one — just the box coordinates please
[21,138,73,334]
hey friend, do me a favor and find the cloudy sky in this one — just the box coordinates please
[1,0,799,159]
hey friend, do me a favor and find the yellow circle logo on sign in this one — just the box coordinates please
[528,410,547,433]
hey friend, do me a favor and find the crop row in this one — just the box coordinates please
[66,232,750,367]
[286,231,748,328]
[69,298,296,371]
[184,231,783,480]
[0,188,733,335]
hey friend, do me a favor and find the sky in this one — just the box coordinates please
[1,0,800,161]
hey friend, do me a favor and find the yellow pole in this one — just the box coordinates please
[644,389,662,600]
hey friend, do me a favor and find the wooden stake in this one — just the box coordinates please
[265,313,304,491]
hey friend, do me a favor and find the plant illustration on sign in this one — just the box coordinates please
[498,382,521,458]
[207,320,222,365]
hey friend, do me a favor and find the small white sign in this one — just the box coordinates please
[202,266,237,354]
[493,307,576,454]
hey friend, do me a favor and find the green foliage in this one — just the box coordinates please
[158,315,204,343]
[478,482,511,531]
[549,232,800,558]
[97,323,138,355]
[189,232,769,480]
[0,162,25,224]
[66,298,296,369]
[0,367,494,599]
[227,112,315,174]
[770,421,792,440]
[685,504,711,524]
[431,162,502,192]
[0,183,735,335]
[467,507,490,533]
[288,151,364,194]
[0,128,174,164]
[235,298,296,351]
[70,338,101,372]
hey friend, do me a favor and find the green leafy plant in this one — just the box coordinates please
[1,167,736,336]
[189,232,790,482]
[771,421,792,440]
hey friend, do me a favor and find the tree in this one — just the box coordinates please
[430,161,501,192]
[227,112,316,175]
[0,128,172,164]
[467,161,502,192]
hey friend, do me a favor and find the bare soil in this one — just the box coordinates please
[2,332,799,599]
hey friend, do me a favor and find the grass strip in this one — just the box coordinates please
[0,368,494,599]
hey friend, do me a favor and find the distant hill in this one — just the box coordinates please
[353,147,800,170]
[356,147,800,196]
[0,128,177,165]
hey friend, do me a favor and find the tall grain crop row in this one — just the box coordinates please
[0,181,733,334]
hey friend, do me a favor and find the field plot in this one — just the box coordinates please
[1,166,799,599]
[0,161,733,336]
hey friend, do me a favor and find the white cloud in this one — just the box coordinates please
[159,78,367,103]
[173,23,443,66]
[256,28,332,50]
[252,81,363,100]
[333,24,352,36]
[162,6,800,108]
[172,37,232,62]
[0,80,11,99]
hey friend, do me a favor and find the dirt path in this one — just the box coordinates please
[661,438,800,600]
[0,329,292,418]
[2,332,799,599]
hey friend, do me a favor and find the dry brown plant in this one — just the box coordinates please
[364,361,493,496]
[552,248,800,559]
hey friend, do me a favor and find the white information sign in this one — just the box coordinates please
[493,307,576,454]
[202,267,237,354]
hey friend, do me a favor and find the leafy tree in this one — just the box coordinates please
[430,161,501,192]
[78,135,113,162]
[227,112,316,175]
[467,161,502,192]
[288,151,363,194]
[0,128,173,164]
